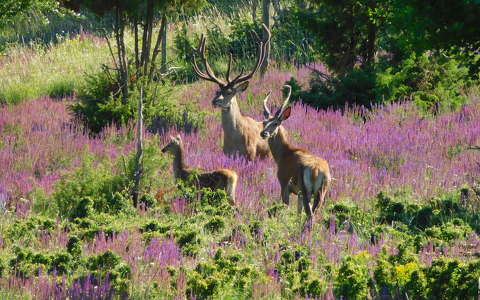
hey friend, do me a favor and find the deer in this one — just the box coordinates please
[161,135,238,203]
[192,24,272,161]
[260,86,331,219]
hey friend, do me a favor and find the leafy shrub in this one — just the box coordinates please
[186,249,259,299]
[289,52,470,112]
[204,216,225,233]
[375,190,480,243]
[66,235,82,256]
[53,155,133,219]
[70,68,204,134]
[176,229,201,256]
[9,246,74,277]
[335,252,371,299]
[87,250,131,293]
[4,216,56,244]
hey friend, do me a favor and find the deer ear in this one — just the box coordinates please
[235,81,249,93]
[280,107,292,121]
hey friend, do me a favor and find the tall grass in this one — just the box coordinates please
[0,33,109,104]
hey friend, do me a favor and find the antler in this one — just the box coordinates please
[277,85,292,116]
[228,23,271,85]
[262,90,272,118]
[192,35,226,86]
[192,24,271,87]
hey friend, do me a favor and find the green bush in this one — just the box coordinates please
[70,68,204,134]
[53,155,133,219]
[9,246,74,277]
[186,249,259,299]
[87,250,131,293]
[289,52,470,112]
[335,252,371,299]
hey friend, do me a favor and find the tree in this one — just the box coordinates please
[295,0,389,75]
[0,0,56,26]
[260,0,271,76]
[62,0,206,205]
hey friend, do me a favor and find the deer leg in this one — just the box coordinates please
[280,185,290,205]
[297,193,303,215]
[301,167,313,218]
[313,174,330,213]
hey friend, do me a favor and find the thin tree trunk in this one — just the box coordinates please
[133,18,140,75]
[132,85,144,207]
[260,0,271,77]
[149,16,167,82]
[160,16,168,73]
[115,8,129,104]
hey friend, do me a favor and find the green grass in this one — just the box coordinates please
[0,35,110,104]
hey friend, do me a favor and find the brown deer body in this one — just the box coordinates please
[192,24,272,161]
[260,87,331,218]
[162,135,238,202]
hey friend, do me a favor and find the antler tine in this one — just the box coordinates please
[226,52,233,83]
[192,34,225,86]
[279,85,292,115]
[263,90,272,118]
[230,24,271,85]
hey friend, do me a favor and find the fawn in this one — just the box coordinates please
[161,135,238,203]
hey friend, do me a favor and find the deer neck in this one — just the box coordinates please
[172,146,188,180]
[268,126,292,164]
[221,96,243,131]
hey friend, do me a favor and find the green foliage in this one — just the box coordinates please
[87,250,131,292]
[53,155,134,219]
[204,216,225,233]
[335,252,371,299]
[9,246,74,277]
[0,258,5,278]
[0,0,57,26]
[4,216,56,244]
[186,249,259,299]
[290,52,469,111]
[70,69,204,133]
[376,53,470,112]
[66,235,82,256]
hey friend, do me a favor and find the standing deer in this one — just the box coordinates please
[260,86,331,219]
[161,135,238,203]
[192,24,272,161]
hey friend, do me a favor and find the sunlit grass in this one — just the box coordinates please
[0,34,110,104]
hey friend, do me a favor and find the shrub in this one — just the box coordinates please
[289,52,470,112]
[70,69,204,134]
[66,235,82,256]
[204,216,225,233]
[87,250,131,293]
[335,253,370,299]
[187,250,259,299]
[53,155,133,219]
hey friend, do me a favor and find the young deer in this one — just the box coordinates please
[260,86,331,219]
[192,24,271,161]
[161,135,238,202]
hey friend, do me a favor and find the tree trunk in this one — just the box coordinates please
[161,16,168,73]
[132,85,144,207]
[260,0,271,77]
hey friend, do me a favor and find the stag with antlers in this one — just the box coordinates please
[162,135,238,203]
[260,86,331,219]
[192,24,272,161]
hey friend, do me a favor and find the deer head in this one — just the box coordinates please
[161,135,183,153]
[192,24,271,109]
[260,85,292,139]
